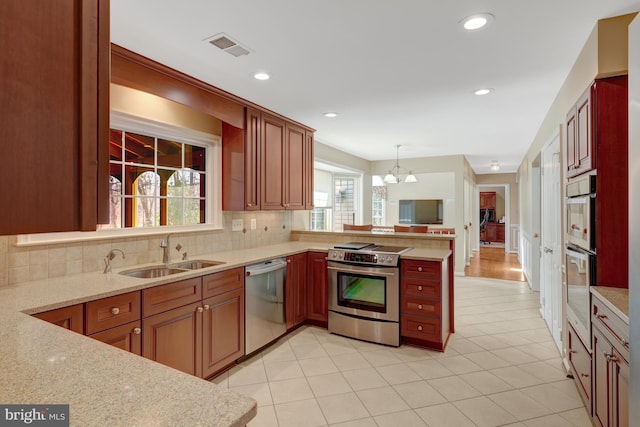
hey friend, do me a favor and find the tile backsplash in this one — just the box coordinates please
[0,211,292,287]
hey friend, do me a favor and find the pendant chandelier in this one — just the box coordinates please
[383,144,417,184]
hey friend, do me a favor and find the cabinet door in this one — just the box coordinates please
[285,123,306,210]
[575,88,593,175]
[286,253,307,329]
[261,114,286,210]
[245,107,261,210]
[202,288,245,378]
[566,106,577,174]
[88,320,142,355]
[143,302,203,377]
[495,224,505,242]
[307,252,328,323]
[33,304,84,334]
[593,327,611,427]
[612,347,629,427]
[486,223,498,242]
[0,0,109,234]
[305,132,315,210]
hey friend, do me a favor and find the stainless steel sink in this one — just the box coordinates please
[119,266,188,278]
[170,260,225,270]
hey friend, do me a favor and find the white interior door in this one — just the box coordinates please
[540,132,562,350]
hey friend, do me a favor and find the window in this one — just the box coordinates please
[101,126,208,229]
[372,185,386,226]
[310,166,362,232]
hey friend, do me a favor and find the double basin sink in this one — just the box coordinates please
[120,260,225,279]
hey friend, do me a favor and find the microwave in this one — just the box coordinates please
[565,175,596,252]
[565,244,597,348]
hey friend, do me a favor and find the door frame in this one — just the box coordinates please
[475,183,510,253]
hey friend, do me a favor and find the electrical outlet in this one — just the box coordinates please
[232,219,243,232]
[250,218,257,230]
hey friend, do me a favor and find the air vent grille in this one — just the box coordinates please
[205,33,251,57]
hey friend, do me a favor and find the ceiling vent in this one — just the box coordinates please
[205,33,251,57]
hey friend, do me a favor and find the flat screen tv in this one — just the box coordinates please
[399,199,443,224]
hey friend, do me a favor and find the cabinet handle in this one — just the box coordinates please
[197,307,204,313]
[287,259,291,263]
[133,327,141,335]
[580,373,589,378]
[622,339,629,347]
[418,267,423,272]
[418,304,423,310]
[417,325,423,331]
[417,286,423,291]
[569,350,577,354]
[111,307,120,315]
[204,304,210,310]
[247,203,254,207]
[604,352,618,363]
[595,313,607,320]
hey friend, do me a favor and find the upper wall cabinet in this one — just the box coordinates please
[0,0,110,235]
[222,108,314,211]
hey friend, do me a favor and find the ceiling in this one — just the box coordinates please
[111,1,640,175]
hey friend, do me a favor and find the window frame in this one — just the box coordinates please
[17,111,222,246]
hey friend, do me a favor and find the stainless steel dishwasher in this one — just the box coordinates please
[245,258,287,354]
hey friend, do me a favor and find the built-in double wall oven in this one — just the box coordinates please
[565,174,596,347]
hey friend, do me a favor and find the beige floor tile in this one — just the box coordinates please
[375,363,421,385]
[406,358,454,379]
[468,334,513,350]
[248,405,278,427]
[330,352,373,372]
[286,330,321,347]
[519,381,585,413]
[374,410,427,427]
[228,362,269,387]
[491,347,539,365]
[360,349,402,367]
[262,341,297,362]
[437,354,484,374]
[454,396,519,427]
[459,370,513,394]
[415,402,476,427]
[522,414,575,426]
[274,398,327,427]
[488,389,555,420]
[299,356,339,377]
[328,417,377,427]
[427,375,482,401]
[230,382,274,407]
[447,337,486,354]
[307,372,353,397]
[356,385,410,416]
[489,366,545,388]
[349,339,386,352]
[321,340,358,356]
[292,342,330,359]
[342,367,388,391]
[269,378,314,404]
[392,380,447,408]
[391,345,434,362]
[515,342,562,360]
[464,350,512,370]
[211,371,228,387]
[557,407,592,426]
[264,359,305,382]
[316,392,370,424]
[518,360,567,383]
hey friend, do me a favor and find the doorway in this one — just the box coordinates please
[475,184,510,251]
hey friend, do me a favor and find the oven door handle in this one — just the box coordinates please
[327,266,397,276]
[566,196,590,205]
[565,247,588,260]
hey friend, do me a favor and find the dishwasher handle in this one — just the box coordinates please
[245,258,287,276]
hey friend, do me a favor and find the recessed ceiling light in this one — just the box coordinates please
[323,112,338,118]
[461,13,494,31]
[474,88,494,96]
[254,72,270,81]
[490,160,500,171]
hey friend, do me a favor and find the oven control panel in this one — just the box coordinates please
[330,250,400,266]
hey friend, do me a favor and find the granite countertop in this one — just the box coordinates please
[591,286,629,324]
[0,240,451,426]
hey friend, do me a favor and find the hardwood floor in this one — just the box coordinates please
[465,246,525,282]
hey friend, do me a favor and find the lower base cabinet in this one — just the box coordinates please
[33,304,84,334]
[286,253,307,330]
[89,320,142,355]
[307,251,328,325]
[567,322,591,406]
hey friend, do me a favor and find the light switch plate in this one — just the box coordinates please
[250,218,256,230]
[232,219,243,232]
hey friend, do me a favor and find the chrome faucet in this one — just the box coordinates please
[160,234,171,264]
[103,249,125,274]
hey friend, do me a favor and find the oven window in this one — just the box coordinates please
[337,272,386,313]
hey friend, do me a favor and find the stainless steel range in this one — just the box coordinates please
[327,242,411,346]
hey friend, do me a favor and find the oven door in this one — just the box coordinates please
[327,261,399,322]
[565,245,596,347]
[566,195,595,251]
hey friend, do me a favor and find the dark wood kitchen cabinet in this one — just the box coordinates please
[591,292,629,427]
[89,321,142,355]
[85,291,142,355]
[201,268,245,378]
[567,321,591,407]
[33,304,84,334]
[307,252,328,325]
[0,0,110,235]
[261,114,288,210]
[286,253,308,329]
[479,192,496,210]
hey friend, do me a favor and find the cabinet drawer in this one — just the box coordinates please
[592,294,629,362]
[401,315,441,342]
[567,322,591,404]
[143,277,202,317]
[202,267,244,299]
[401,296,441,318]
[88,320,142,355]
[401,279,441,299]
[401,260,441,280]
[86,291,141,334]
